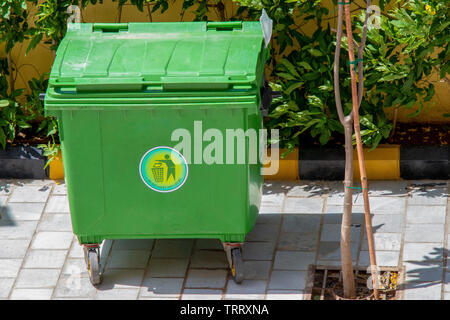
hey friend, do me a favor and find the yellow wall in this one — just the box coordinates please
[4,0,449,123]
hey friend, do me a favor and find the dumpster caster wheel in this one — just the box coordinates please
[87,249,102,286]
[231,248,244,284]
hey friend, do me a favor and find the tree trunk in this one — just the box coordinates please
[333,2,356,299]
[340,119,356,298]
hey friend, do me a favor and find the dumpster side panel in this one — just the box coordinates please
[60,110,106,239]
[60,106,258,243]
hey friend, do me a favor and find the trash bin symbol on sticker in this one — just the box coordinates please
[151,162,165,183]
[139,146,189,193]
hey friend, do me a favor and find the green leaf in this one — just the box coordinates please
[319,129,331,145]
[284,82,304,95]
[297,61,312,70]
[279,59,300,78]
[0,128,6,149]
[308,48,323,57]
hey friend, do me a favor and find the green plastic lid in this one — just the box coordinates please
[49,22,268,93]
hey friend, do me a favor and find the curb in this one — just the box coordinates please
[295,144,448,181]
[263,147,299,180]
[0,144,447,181]
[0,145,48,179]
[297,144,401,181]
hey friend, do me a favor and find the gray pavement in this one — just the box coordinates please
[0,179,448,300]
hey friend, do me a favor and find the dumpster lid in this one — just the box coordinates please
[49,22,268,92]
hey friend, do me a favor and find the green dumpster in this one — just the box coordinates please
[45,21,270,285]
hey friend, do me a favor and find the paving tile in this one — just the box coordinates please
[260,193,285,213]
[371,215,403,233]
[369,197,406,215]
[95,288,139,300]
[242,242,275,260]
[273,251,315,271]
[268,270,307,290]
[190,250,228,269]
[140,277,183,299]
[326,192,364,206]
[107,250,150,269]
[1,202,45,221]
[0,239,30,258]
[403,282,442,300]
[9,185,51,203]
[14,180,50,186]
[0,220,38,240]
[246,223,279,242]
[225,279,266,299]
[151,239,194,258]
[69,243,85,259]
[112,239,155,251]
[185,269,227,289]
[62,258,88,277]
[32,231,73,250]
[195,239,223,250]
[366,181,408,197]
[406,205,447,224]
[263,182,297,195]
[408,189,447,206]
[23,250,67,269]
[0,259,22,278]
[283,197,323,214]
[444,292,450,300]
[323,206,364,224]
[361,233,402,251]
[286,182,329,197]
[405,224,444,243]
[181,289,223,300]
[37,213,72,232]
[244,261,272,280]
[16,269,60,288]
[52,182,67,195]
[45,196,70,213]
[320,223,361,242]
[278,232,318,251]
[403,243,443,262]
[97,269,145,289]
[54,274,97,298]
[282,214,321,233]
[359,250,400,267]
[404,261,444,282]
[10,289,54,300]
[266,290,304,300]
[318,241,358,261]
[147,258,189,278]
[0,278,15,298]
[255,214,282,225]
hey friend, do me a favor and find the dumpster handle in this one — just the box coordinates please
[93,23,128,33]
[260,75,272,117]
[207,21,242,31]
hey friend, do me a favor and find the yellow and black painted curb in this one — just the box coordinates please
[0,144,447,181]
[265,144,448,181]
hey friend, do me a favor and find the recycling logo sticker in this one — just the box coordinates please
[139,146,188,193]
